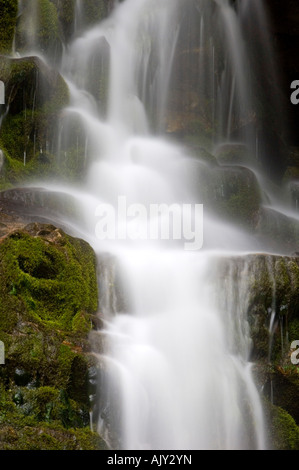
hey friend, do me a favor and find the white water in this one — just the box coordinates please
[13,0,277,449]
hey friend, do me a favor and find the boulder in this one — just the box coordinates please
[0,55,70,186]
[0,222,107,450]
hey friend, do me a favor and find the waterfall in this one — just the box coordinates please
[11,0,283,450]
[94,252,266,450]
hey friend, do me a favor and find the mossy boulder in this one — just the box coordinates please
[185,144,218,167]
[0,55,70,186]
[265,403,299,450]
[269,368,299,427]
[195,165,262,230]
[212,167,262,229]
[0,223,98,331]
[0,222,105,449]
[178,159,262,230]
[214,143,250,166]
[0,384,107,449]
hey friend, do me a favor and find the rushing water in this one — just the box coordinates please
[9,0,291,449]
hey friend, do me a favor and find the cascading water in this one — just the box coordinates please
[8,0,289,450]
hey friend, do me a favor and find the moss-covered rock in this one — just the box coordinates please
[185,143,218,167]
[265,402,299,450]
[0,222,105,450]
[215,143,250,166]
[0,53,93,186]
[202,166,262,230]
[0,383,107,449]
[0,423,106,450]
[0,222,98,333]
[269,368,299,426]
[51,0,76,42]
[0,55,70,186]
[214,167,261,229]
[240,254,299,363]
[216,253,299,449]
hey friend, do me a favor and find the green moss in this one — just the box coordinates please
[0,0,18,54]
[182,123,213,152]
[0,56,36,98]
[0,382,106,449]
[215,144,249,166]
[274,259,291,311]
[243,253,299,444]
[0,224,104,449]
[0,226,97,330]
[83,0,109,26]
[0,223,98,388]
[212,168,261,229]
[245,255,299,363]
[268,404,299,450]
[42,72,69,115]
[0,112,36,164]
[38,0,60,52]
[0,56,70,185]
[51,0,76,41]
[219,185,260,228]
[187,145,218,167]
[289,318,299,343]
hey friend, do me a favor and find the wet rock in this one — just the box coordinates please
[216,252,299,448]
[206,165,262,229]
[0,187,78,225]
[0,54,69,185]
[256,206,299,253]
[214,143,250,166]
[0,222,106,450]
